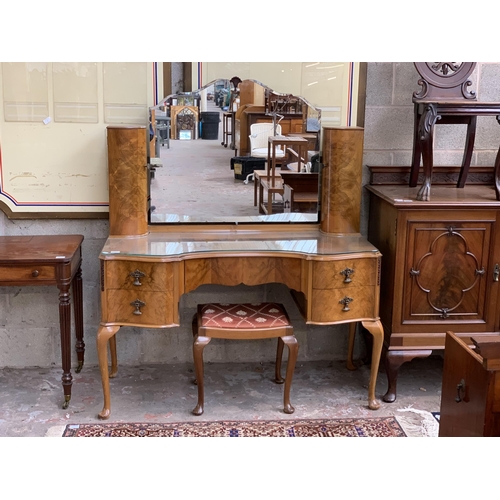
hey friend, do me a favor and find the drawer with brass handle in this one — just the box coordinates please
[103,290,177,326]
[312,258,378,289]
[104,261,173,292]
[310,286,377,323]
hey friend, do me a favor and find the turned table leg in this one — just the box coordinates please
[97,325,120,419]
[361,319,384,410]
[72,267,85,374]
[58,281,73,409]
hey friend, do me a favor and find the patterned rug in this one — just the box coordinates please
[61,417,406,437]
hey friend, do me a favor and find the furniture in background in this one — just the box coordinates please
[155,115,170,152]
[366,182,500,403]
[191,302,298,416]
[170,105,199,140]
[0,235,85,409]
[253,169,280,208]
[245,123,285,184]
[234,81,309,156]
[281,171,319,213]
[96,125,384,419]
[439,331,500,436]
[409,62,500,201]
[221,111,233,148]
[256,135,310,215]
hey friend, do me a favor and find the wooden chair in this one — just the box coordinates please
[244,123,285,184]
[191,302,299,416]
[409,62,500,201]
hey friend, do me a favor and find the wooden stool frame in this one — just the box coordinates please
[191,303,299,416]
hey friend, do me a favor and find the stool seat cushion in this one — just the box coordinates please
[199,302,290,329]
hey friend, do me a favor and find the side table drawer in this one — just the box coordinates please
[0,265,56,282]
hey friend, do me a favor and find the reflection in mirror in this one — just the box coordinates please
[148,78,323,224]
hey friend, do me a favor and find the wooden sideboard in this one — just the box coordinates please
[96,126,385,419]
[366,184,500,403]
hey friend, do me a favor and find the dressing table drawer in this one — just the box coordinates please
[104,290,176,326]
[0,265,56,282]
[105,261,174,292]
[310,285,377,323]
[312,258,378,289]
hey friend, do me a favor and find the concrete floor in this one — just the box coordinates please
[0,354,444,437]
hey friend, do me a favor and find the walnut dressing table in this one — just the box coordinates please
[97,125,384,419]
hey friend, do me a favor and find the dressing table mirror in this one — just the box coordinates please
[96,64,385,420]
[148,78,323,225]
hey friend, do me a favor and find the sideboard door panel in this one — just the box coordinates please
[404,221,492,324]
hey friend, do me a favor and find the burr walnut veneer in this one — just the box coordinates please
[97,126,384,419]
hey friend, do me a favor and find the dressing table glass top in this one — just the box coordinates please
[100,229,379,259]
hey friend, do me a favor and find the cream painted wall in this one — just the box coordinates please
[193,62,361,127]
[0,62,155,215]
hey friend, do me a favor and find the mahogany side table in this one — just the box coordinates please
[0,234,85,409]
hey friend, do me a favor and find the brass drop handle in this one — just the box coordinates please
[340,267,354,283]
[131,299,146,315]
[339,296,353,312]
[494,264,499,282]
[129,269,146,286]
[456,379,466,403]
[31,270,39,277]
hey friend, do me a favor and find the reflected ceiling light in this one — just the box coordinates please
[307,81,318,86]
[318,64,345,69]
[327,77,337,81]
[305,63,320,68]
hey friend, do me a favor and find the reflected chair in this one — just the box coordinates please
[244,123,285,184]
[191,302,299,416]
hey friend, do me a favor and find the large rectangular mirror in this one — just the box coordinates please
[148,62,366,225]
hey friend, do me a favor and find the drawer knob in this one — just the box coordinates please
[340,267,354,283]
[129,269,146,286]
[32,270,39,277]
[131,299,146,315]
[339,296,353,312]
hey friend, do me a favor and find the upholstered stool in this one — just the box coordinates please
[191,302,299,416]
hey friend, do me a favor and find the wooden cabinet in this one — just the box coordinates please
[439,331,500,436]
[366,184,500,402]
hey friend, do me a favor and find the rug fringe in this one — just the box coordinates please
[45,425,67,437]
[396,406,439,437]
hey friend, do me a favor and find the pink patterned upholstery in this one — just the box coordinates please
[199,302,290,329]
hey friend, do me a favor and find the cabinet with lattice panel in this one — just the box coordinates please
[366,183,500,403]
